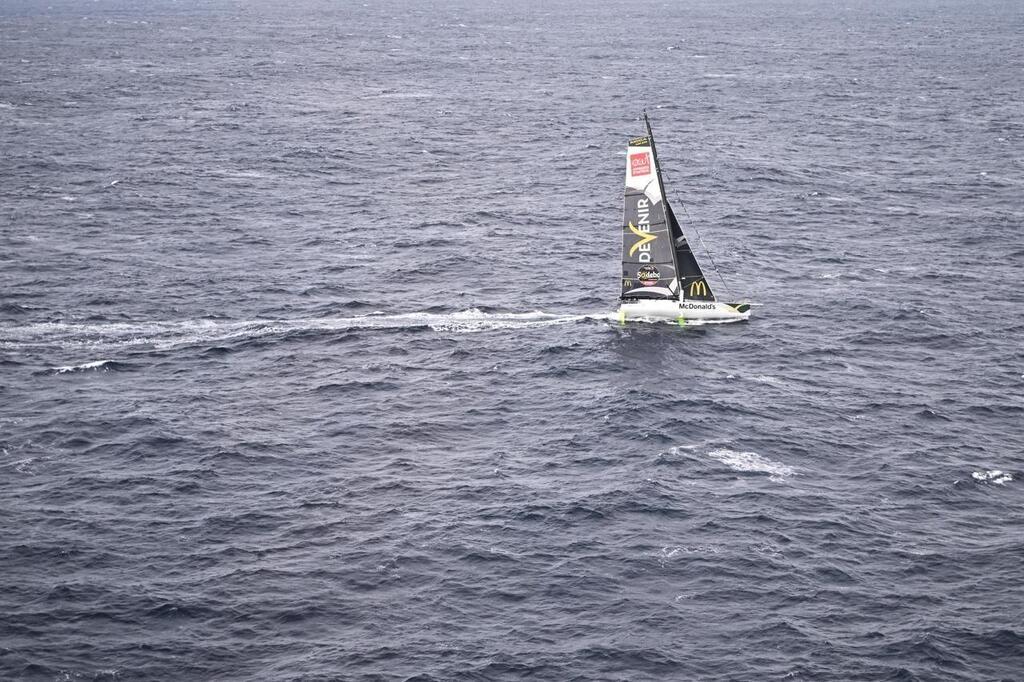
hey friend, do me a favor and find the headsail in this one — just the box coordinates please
[667,203,716,301]
[620,133,678,300]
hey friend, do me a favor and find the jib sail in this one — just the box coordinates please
[620,130,679,300]
[667,202,716,301]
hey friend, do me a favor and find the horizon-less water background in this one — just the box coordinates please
[2,0,1023,679]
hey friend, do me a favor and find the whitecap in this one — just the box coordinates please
[971,470,1013,485]
[51,359,112,373]
[748,374,783,385]
[658,544,721,568]
[706,448,796,482]
[661,544,721,559]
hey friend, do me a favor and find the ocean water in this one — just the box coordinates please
[2,0,1023,679]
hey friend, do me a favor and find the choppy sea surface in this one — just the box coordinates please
[2,0,1023,679]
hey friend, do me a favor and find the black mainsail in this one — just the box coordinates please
[620,127,678,300]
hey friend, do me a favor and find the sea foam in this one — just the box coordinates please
[971,470,1013,485]
[706,448,796,482]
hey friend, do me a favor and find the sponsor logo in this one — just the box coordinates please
[629,136,650,147]
[627,218,657,260]
[681,302,716,310]
[630,152,651,176]
[622,278,633,289]
[637,265,660,286]
[688,279,709,297]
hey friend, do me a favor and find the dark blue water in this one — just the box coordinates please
[3,0,1023,679]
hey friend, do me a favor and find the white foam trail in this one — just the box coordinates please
[706,448,796,482]
[425,309,603,333]
[3,309,613,353]
[972,470,1013,485]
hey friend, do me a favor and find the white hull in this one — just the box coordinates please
[618,299,750,324]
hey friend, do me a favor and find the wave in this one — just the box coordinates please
[0,457,36,473]
[46,359,126,374]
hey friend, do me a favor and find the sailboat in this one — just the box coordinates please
[618,113,751,324]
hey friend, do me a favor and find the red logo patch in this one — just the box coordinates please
[630,152,651,177]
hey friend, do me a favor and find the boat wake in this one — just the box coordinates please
[2,309,615,354]
[2,306,743,361]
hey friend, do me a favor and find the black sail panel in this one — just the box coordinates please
[666,202,716,302]
[620,136,679,300]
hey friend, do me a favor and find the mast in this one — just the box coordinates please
[644,111,664,181]
[643,111,683,299]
